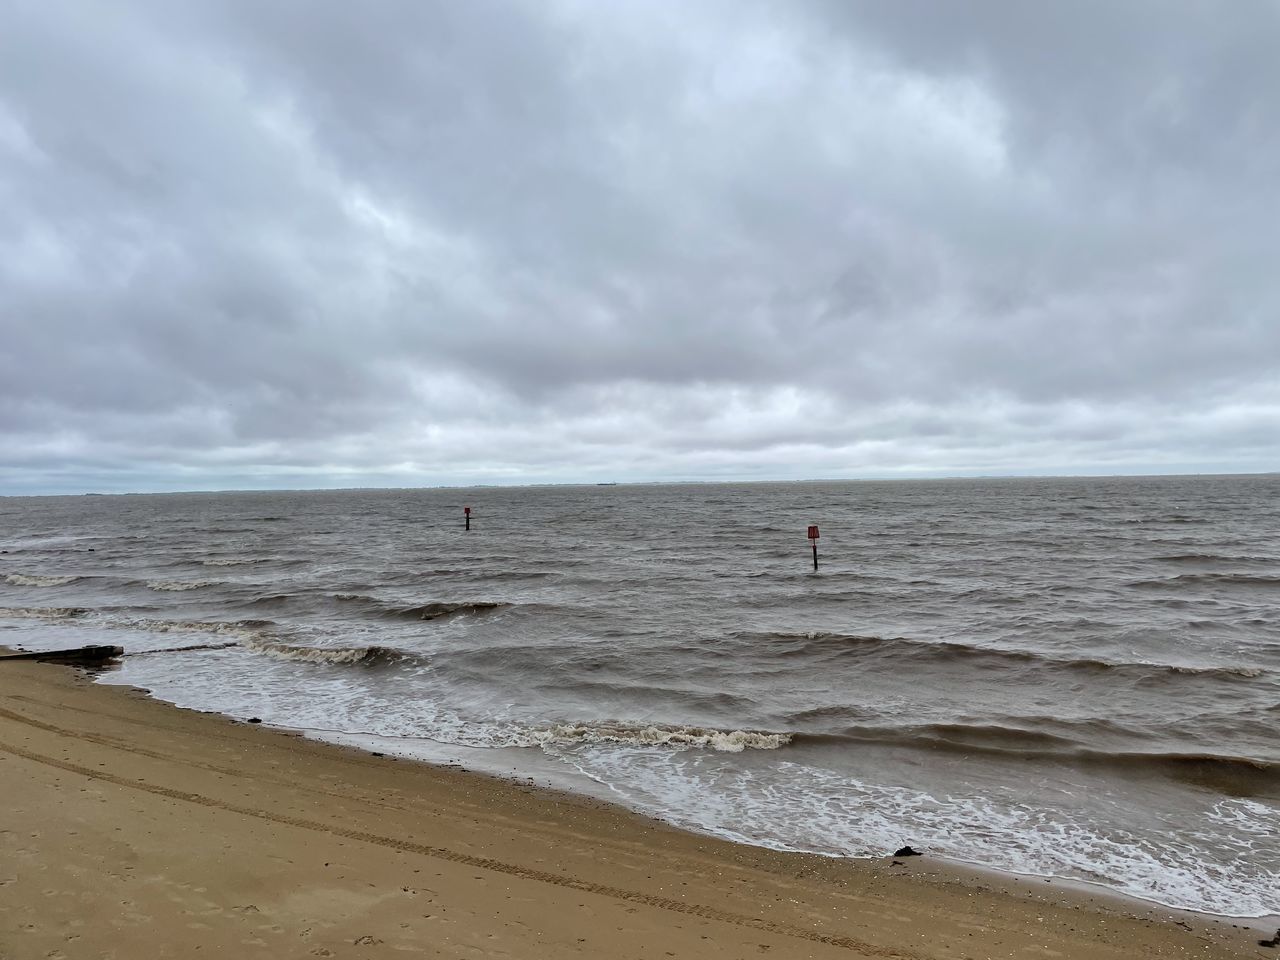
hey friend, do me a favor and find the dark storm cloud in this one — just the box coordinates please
[1,0,1276,492]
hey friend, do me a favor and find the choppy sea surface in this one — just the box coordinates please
[2,477,1277,917]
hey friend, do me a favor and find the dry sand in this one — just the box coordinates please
[0,658,1267,959]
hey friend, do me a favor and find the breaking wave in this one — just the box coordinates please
[1153,553,1277,567]
[743,631,1267,681]
[146,579,221,592]
[327,595,511,621]
[1129,573,1280,589]
[0,605,88,619]
[4,573,83,587]
[1122,515,1209,525]
[525,721,791,753]
[788,723,1280,796]
[243,638,421,667]
[128,617,272,639]
[386,601,508,621]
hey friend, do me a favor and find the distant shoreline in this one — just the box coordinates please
[5,469,1278,499]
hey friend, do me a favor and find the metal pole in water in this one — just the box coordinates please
[807,524,819,571]
[464,505,471,531]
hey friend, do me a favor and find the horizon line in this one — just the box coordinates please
[3,468,1277,499]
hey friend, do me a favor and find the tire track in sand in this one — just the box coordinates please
[0,707,917,958]
[1,697,423,814]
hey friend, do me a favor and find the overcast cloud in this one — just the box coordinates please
[2,0,1277,493]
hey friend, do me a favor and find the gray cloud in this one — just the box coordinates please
[1,0,1277,493]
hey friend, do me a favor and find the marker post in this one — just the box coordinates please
[807,524,819,571]
[464,506,471,531]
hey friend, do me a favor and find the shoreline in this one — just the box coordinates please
[1,657,1268,958]
[277,719,1280,931]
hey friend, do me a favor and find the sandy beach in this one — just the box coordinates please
[0,658,1265,960]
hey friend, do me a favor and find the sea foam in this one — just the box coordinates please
[146,579,220,592]
[525,721,791,752]
[4,573,82,587]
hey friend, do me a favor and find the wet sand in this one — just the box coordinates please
[0,658,1264,959]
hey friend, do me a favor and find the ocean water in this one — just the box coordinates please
[1,476,1277,917]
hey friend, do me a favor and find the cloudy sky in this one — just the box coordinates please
[2,1,1277,493]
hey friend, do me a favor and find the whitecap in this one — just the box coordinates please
[145,579,219,592]
[4,573,81,587]
[524,721,791,752]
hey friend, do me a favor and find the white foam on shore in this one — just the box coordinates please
[549,748,1280,918]
[93,641,1279,918]
[103,648,482,749]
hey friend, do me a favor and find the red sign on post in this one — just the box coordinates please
[807,525,820,540]
[464,506,471,516]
